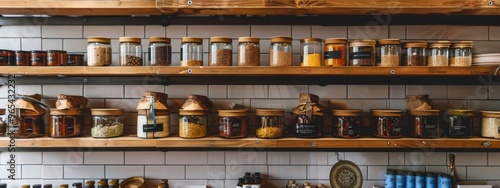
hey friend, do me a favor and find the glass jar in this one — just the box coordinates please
[67,54,84,66]
[218,109,248,138]
[378,39,400,66]
[442,109,473,138]
[209,36,232,66]
[427,41,450,66]
[87,36,112,66]
[0,109,5,136]
[16,111,45,138]
[269,36,293,66]
[481,111,500,138]
[91,108,124,138]
[300,38,322,66]
[47,50,68,66]
[324,38,347,66]
[179,110,207,139]
[16,50,31,66]
[402,41,427,66]
[332,109,362,138]
[137,110,170,138]
[295,114,323,138]
[255,108,285,139]
[119,37,143,66]
[408,110,441,138]
[0,50,15,66]
[371,109,403,138]
[180,37,203,66]
[149,36,172,66]
[238,37,260,66]
[349,40,376,66]
[31,50,47,66]
[450,41,473,67]
[49,108,83,138]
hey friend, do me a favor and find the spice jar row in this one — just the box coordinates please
[0,49,83,66]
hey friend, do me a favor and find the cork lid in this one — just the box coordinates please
[371,109,402,117]
[408,109,440,116]
[179,109,206,116]
[85,181,95,186]
[481,110,500,117]
[378,39,400,45]
[238,36,260,43]
[300,38,322,43]
[59,184,69,188]
[218,109,248,117]
[49,108,82,116]
[428,41,451,48]
[91,108,124,116]
[150,36,171,43]
[119,37,141,43]
[403,41,427,48]
[182,37,203,43]
[210,36,232,43]
[444,109,473,116]
[87,36,111,44]
[255,108,285,116]
[324,38,347,44]
[349,39,376,46]
[270,36,293,43]
[332,109,362,116]
[451,41,473,48]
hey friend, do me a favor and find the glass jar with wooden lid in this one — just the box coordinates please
[270,36,293,66]
[442,109,473,138]
[0,109,5,136]
[378,39,401,66]
[47,50,68,66]
[324,38,347,66]
[0,50,15,66]
[481,111,500,138]
[371,109,403,138]
[15,50,30,66]
[119,37,143,66]
[49,108,83,138]
[427,41,451,66]
[31,50,47,66]
[450,41,473,67]
[332,109,362,138]
[17,110,46,138]
[238,36,260,66]
[181,37,203,66]
[87,36,111,66]
[218,109,248,138]
[149,36,172,66]
[179,110,207,139]
[67,54,84,66]
[255,108,285,138]
[349,40,376,66]
[402,41,427,66]
[408,110,441,138]
[300,38,322,66]
[91,108,124,138]
[209,36,232,66]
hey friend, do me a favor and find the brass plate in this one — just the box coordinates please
[330,160,363,188]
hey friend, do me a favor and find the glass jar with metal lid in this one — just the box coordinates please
[332,109,362,138]
[218,109,248,138]
[324,38,347,66]
[371,109,403,138]
[427,41,451,66]
[49,108,83,138]
[47,50,68,66]
[270,36,293,66]
[481,111,500,138]
[87,36,111,66]
[450,41,473,67]
[181,37,203,66]
[300,38,322,66]
[349,40,376,66]
[238,36,260,66]
[378,39,401,66]
[442,109,473,138]
[179,110,207,139]
[0,50,15,66]
[402,41,427,66]
[149,36,172,66]
[255,108,285,139]
[16,50,30,66]
[119,37,143,66]
[209,36,232,66]
[91,108,124,138]
[408,110,441,138]
[31,50,47,66]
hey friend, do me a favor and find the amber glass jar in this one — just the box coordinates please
[47,50,68,66]
[255,108,285,139]
[0,50,15,66]
[408,110,441,138]
[332,109,362,138]
[442,109,473,138]
[324,38,347,66]
[67,54,84,66]
[49,108,83,138]
[16,50,30,66]
[371,109,403,138]
[238,37,260,66]
[218,109,248,138]
[31,50,47,66]
[179,110,207,139]
[17,111,45,138]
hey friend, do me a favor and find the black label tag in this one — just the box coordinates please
[143,124,163,132]
[349,52,372,59]
[498,126,500,134]
[324,51,342,59]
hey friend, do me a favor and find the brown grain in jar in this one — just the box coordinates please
[402,41,427,66]
[67,54,84,66]
[31,50,47,66]
[0,49,15,66]
[270,36,293,66]
[47,50,68,66]
[238,37,260,66]
[349,40,376,66]
[209,36,232,66]
[16,50,30,66]
[218,109,248,138]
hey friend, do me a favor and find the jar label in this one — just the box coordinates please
[143,123,164,132]
[0,57,4,61]
[324,51,342,59]
[296,123,319,136]
[349,52,372,59]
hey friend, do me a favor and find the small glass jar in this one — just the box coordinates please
[87,36,112,66]
[209,36,232,66]
[427,41,451,66]
[119,37,143,66]
[300,38,322,66]
[402,41,427,66]
[408,110,441,138]
[180,37,203,66]
[31,50,47,66]
[16,111,45,138]
[0,109,5,136]
[371,109,403,138]
[0,50,15,66]
[442,109,473,138]
[149,36,172,66]
[255,108,285,139]
[49,108,83,138]
[295,114,323,138]
[218,109,248,138]
[450,41,473,67]
[67,54,84,66]
[238,37,260,66]
[481,111,500,138]
[47,50,68,66]
[91,108,124,138]
[349,40,376,66]
[137,110,170,138]
[16,50,31,66]
[332,109,362,138]
[324,38,347,66]
[269,36,293,66]
[378,39,400,66]
[179,110,207,139]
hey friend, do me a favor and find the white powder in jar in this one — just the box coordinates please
[137,115,170,138]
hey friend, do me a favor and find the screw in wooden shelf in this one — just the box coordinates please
[390,69,396,74]
[187,0,193,5]
[311,142,317,147]
[488,0,495,6]
[210,141,214,145]
[483,141,492,147]
[255,140,259,144]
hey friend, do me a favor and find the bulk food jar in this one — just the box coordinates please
[218,109,248,138]
[16,50,30,66]
[148,36,172,66]
[31,50,47,66]
[300,38,322,66]
[450,41,473,67]
[332,109,362,138]
[408,110,441,138]
[402,41,427,66]
[180,37,203,66]
[0,50,15,66]
[371,109,403,138]
[427,41,451,66]
[269,36,293,66]
[349,40,376,66]
[12,94,47,138]
[91,108,124,138]
[378,39,401,66]
[119,37,143,66]
[324,38,347,66]
[481,111,500,138]
[49,108,83,138]
[292,93,324,138]
[255,108,285,139]
[209,36,232,66]
[442,109,473,138]
[136,92,170,138]
[179,95,213,139]
[87,36,112,66]
[238,36,260,66]
[47,50,68,66]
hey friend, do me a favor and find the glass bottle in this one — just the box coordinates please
[149,36,172,66]
[286,180,296,188]
[218,109,248,138]
[349,40,376,66]
[252,172,262,188]
[97,181,106,188]
[87,36,112,66]
[72,183,83,188]
[378,39,401,66]
[21,185,30,188]
[372,109,403,138]
[179,110,207,138]
[450,41,473,67]
[31,50,47,66]
[243,172,253,188]
[402,41,427,66]
[300,38,322,66]
[119,37,143,66]
[427,41,451,66]
[238,36,260,66]
[91,108,124,138]
[160,179,169,188]
[332,109,362,138]
[180,37,203,66]
[269,36,293,66]
[44,184,53,188]
[324,38,347,66]
[302,182,310,188]
[255,108,285,138]
[33,185,42,188]
[108,181,117,188]
[209,36,232,66]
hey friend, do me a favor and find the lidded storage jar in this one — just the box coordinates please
[349,40,376,66]
[450,41,473,67]
[481,111,500,138]
[49,108,83,138]
[209,36,232,66]
[442,109,473,138]
[402,41,427,66]
[91,108,124,138]
[87,36,112,66]
[180,37,203,66]
[292,93,324,138]
[237,37,260,66]
[371,109,403,138]
[300,38,322,66]
[16,50,30,66]
[218,109,248,138]
[324,38,347,66]
[13,94,46,138]
[0,50,15,66]
[148,36,172,66]
[378,39,401,66]
[332,109,362,138]
[178,95,212,139]
[119,37,143,66]
[269,36,293,66]
[136,92,170,138]
[67,54,84,66]
[427,41,451,66]
[255,108,285,139]
[31,50,47,66]
[47,50,68,66]
[408,110,441,138]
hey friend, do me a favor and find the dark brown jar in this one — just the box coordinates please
[442,109,473,138]
[372,109,403,138]
[47,50,67,66]
[408,110,441,138]
[49,108,83,138]
[31,50,47,66]
[218,109,248,138]
[0,49,15,66]
[332,109,362,138]
[67,54,84,66]
[16,50,31,66]
[17,110,45,138]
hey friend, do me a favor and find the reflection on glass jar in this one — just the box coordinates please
[17,111,45,138]
[49,108,83,138]
[255,108,285,139]
[332,109,362,138]
[179,110,207,139]
[269,36,293,66]
[0,50,15,66]
[218,109,248,138]
[408,110,441,138]
[295,114,323,138]
[180,37,203,66]
[442,109,473,138]
[371,109,403,138]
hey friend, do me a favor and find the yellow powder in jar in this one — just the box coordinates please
[179,122,206,138]
[301,53,322,66]
[256,127,283,138]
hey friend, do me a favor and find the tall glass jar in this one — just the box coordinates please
[481,111,500,138]
[442,109,473,138]
[269,36,293,66]
[402,41,427,66]
[16,50,30,66]
[300,38,322,66]
[181,37,203,66]
[87,36,111,66]
[371,109,403,138]
[47,50,68,66]
[349,40,376,66]
[238,37,260,66]
[119,37,143,66]
[408,110,441,138]
[209,36,232,66]
[255,108,285,139]
[137,110,170,138]
[218,109,248,138]
[0,50,15,66]
[149,36,172,66]
[91,108,124,138]
[378,39,400,66]
[324,38,347,66]
[31,50,47,66]
[179,110,207,139]
[427,41,450,66]
[49,108,83,138]
[332,109,362,138]
[450,41,473,67]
